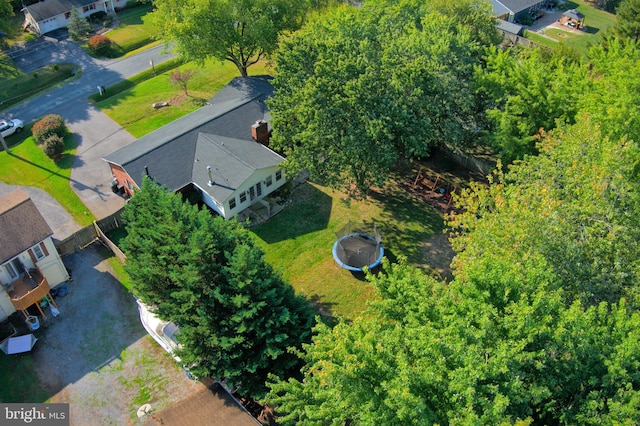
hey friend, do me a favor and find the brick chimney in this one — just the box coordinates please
[251,120,270,146]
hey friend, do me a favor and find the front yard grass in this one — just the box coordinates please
[0,63,78,112]
[98,60,272,137]
[0,129,95,226]
[85,4,160,58]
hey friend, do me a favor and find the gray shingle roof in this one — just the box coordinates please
[0,190,53,263]
[192,134,284,202]
[496,19,524,36]
[24,0,96,22]
[562,9,585,20]
[104,76,282,199]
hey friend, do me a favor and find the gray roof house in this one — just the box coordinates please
[23,0,116,36]
[104,76,288,221]
[0,190,70,321]
[491,0,546,23]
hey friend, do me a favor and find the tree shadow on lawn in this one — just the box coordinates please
[368,181,445,267]
[308,294,339,328]
[252,182,332,244]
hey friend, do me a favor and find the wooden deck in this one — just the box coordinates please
[7,271,58,318]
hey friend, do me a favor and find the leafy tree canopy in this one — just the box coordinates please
[268,259,640,424]
[475,46,589,163]
[614,0,640,42]
[0,0,14,31]
[121,178,315,399]
[146,0,312,76]
[450,116,640,308]
[269,0,495,195]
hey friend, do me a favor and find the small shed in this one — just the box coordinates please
[496,19,525,36]
[560,9,586,29]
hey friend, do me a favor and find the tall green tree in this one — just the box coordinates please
[121,178,315,399]
[270,2,488,195]
[614,0,640,42]
[67,7,92,40]
[1,0,13,32]
[450,117,640,308]
[268,259,640,424]
[146,0,311,76]
[582,36,640,144]
[475,46,589,163]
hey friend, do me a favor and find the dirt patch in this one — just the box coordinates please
[421,232,455,281]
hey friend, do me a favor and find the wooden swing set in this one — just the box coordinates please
[412,166,457,209]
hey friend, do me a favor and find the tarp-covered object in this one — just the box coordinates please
[0,334,38,355]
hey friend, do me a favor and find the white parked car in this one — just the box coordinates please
[0,118,24,138]
[136,299,195,378]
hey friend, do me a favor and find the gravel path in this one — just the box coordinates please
[30,244,201,425]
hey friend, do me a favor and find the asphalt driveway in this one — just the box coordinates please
[4,40,174,220]
[29,243,202,425]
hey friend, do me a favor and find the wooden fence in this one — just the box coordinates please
[55,208,126,263]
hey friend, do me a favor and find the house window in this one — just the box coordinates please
[265,175,272,187]
[4,263,18,280]
[239,191,246,203]
[249,187,256,200]
[256,182,262,197]
[65,12,71,19]
[229,197,236,210]
[276,170,282,181]
[83,4,95,12]
[32,244,45,260]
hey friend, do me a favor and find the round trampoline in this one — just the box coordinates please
[332,233,384,272]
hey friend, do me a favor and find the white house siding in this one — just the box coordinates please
[198,166,286,220]
[36,237,69,288]
[0,292,12,321]
[225,167,287,219]
[199,188,226,218]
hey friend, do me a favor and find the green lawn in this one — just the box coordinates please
[98,60,272,137]
[528,0,617,56]
[0,128,95,226]
[0,63,78,112]
[252,180,444,320]
[96,4,160,57]
[0,353,49,402]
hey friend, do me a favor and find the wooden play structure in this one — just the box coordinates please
[412,165,458,210]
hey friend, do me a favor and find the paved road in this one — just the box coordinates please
[3,41,175,220]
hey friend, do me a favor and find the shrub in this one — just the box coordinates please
[88,35,112,56]
[88,10,107,22]
[32,114,66,144]
[43,135,65,159]
[24,33,37,42]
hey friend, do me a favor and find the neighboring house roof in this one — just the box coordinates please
[23,0,96,22]
[496,18,524,35]
[142,382,259,426]
[563,9,585,20]
[0,190,53,263]
[104,76,283,203]
[492,0,544,14]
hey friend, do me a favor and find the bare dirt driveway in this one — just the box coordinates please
[30,243,202,425]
